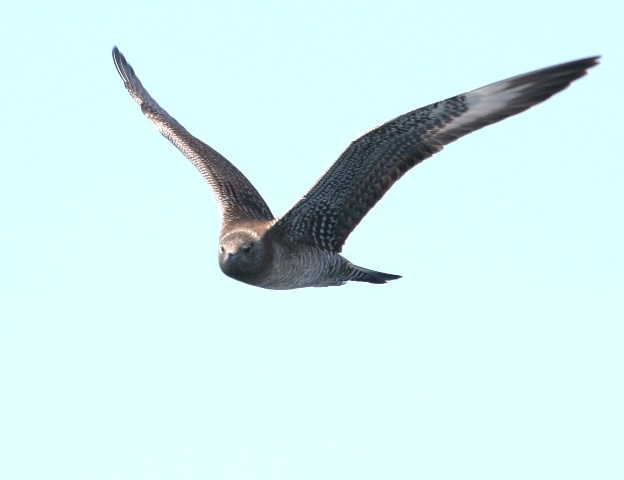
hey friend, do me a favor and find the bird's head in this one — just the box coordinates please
[218,229,269,282]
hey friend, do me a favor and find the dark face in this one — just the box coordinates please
[218,230,267,281]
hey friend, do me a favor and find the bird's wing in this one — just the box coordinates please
[272,56,599,252]
[112,47,274,225]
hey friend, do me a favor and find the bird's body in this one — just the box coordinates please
[113,48,598,289]
[216,220,398,289]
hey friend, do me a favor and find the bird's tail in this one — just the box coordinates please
[350,264,402,284]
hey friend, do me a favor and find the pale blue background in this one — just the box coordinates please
[1,0,622,479]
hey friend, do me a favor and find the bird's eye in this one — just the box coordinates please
[242,244,252,254]
[219,246,225,254]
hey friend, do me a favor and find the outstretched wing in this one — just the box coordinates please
[112,47,274,224]
[272,56,599,252]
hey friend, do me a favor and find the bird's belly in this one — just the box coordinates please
[255,247,348,290]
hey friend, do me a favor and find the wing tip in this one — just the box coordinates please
[111,46,141,96]
[112,45,127,79]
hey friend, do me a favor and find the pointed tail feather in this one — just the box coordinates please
[350,265,402,284]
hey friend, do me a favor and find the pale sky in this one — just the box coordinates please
[1,1,622,479]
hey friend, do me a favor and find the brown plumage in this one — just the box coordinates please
[113,47,598,289]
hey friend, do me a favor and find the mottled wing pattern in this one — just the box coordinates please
[273,56,598,252]
[112,47,274,224]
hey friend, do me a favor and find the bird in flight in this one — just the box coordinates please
[113,47,598,289]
